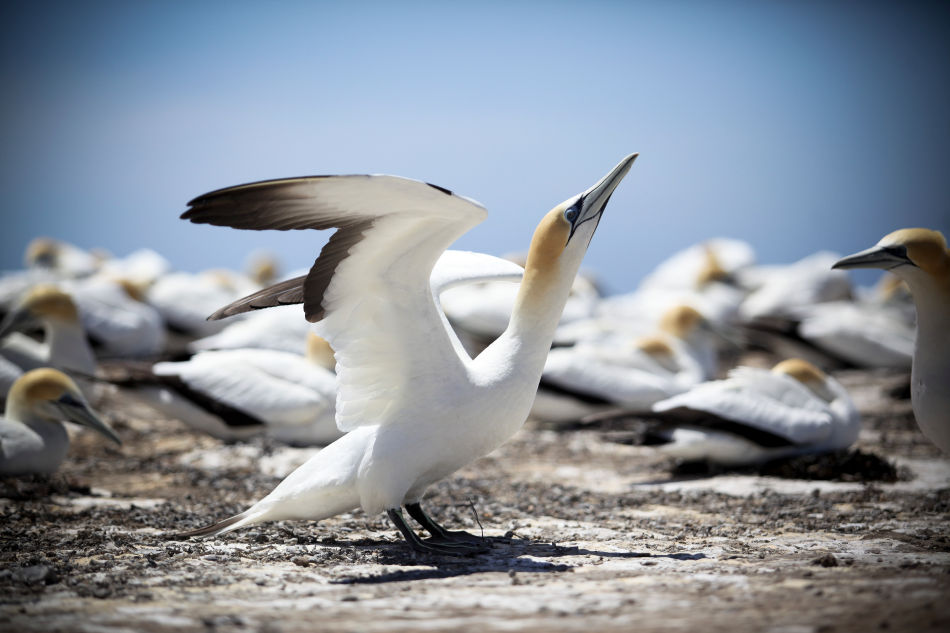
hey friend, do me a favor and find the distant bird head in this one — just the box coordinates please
[833,229,950,294]
[659,304,707,341]
[772,358,835,403]
[5,368,121,445]
[25,237,60,269]
[0,285,80,339]
[695,243,730,288]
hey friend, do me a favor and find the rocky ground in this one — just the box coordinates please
[1,365,948,633]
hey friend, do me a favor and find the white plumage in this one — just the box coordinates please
[177,155,637,553]
[650,358,860,466]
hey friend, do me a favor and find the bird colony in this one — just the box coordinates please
[1,156,947,558]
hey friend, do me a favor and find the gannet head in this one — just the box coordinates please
[0,285,80,339]
[833,228,950,293]
[25,237,59,269]
[772,358,835,402]
[522,154,638,286]
[5,368,121,444]
[696,243,730,288]
[659,304,706,341]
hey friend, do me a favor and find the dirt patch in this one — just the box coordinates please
[1,367,948,633]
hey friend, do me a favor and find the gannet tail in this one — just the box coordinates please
[174,509,266,539]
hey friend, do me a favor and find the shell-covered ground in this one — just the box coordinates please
[1,366,948,633]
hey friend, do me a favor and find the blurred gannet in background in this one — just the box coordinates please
[176,153,637,554]
[61,275,167,358]
[738,251,852,321]
[792,299,914,369]
[599,238,753,327]
[833,228,950,453]
[648,358,860,466]
[146,270,260,337]
[0,286,97,400]
[533,305,720,423]
[114,333,341,444]
[1,368,120,475]
[97,248,172,286]
[24,237,100,278]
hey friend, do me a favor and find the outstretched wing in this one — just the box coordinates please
[183,174,487,431]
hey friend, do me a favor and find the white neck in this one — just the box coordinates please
[45,318,96,373]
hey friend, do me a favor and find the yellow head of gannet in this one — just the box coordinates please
[833,227,950,453]
[1,368,120,475]
[696,243,730,288]
[771,358,835,402]
[0,285,97,398]
[0,285,82,346]
[177,153,638,554]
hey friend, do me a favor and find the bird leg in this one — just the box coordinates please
[386,508,488,556]
[404,502,487,545]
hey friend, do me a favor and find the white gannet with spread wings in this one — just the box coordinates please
[177,155,637,554]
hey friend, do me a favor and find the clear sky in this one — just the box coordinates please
[2,1,948,293]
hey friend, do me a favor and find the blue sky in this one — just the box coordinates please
[2,1,948,293]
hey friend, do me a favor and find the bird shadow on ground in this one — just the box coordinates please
[328,535,706,585]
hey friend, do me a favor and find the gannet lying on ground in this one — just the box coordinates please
[1,368,120,475]
[112,334,342,445]
[0,286,97,401]
[833,228,950,453]
[533,305,720,423]
[177,153,637,554]
[647,358,860,466]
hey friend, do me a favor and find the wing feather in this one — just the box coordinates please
[183,174,488,432]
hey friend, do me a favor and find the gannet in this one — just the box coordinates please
[0,285,97,400]
[177,153,637,553]
[833,228,950,453]
[60,275,167,358]
[533,305,719,423]
[24,237,99,278]
[115,335,341,445]
[649,358,860,466]
[146,270,260,337]
[793,299,914,369]
[738,251,852,321]
[1,368,120,475]
[599,238,753,328]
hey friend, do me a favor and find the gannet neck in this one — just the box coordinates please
[45,318,97,374]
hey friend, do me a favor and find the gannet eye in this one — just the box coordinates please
[564,207,579,223]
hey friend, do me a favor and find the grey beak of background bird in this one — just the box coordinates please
[832,245,911,271]
[571,153,639,240]
[54,394,122,445]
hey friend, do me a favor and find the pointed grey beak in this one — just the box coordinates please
[832,244,913,271]
[570,153,638,241]
[53,393,122,445]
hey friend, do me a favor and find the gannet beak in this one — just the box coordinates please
[832,244,913,271]
[52,393,122,445]
[569,153,639,242]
